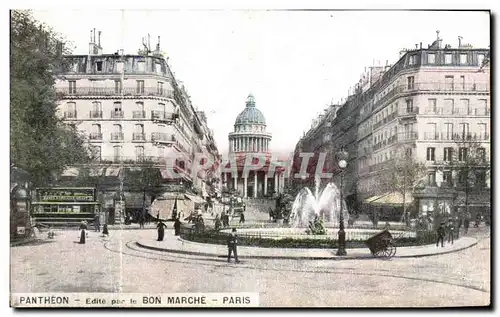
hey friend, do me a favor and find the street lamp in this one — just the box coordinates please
[336,148,349,256]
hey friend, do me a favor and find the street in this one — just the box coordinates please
[10,227,490,307]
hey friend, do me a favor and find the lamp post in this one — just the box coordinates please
[336,148,349,256]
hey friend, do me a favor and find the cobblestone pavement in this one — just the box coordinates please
[10,226,490,307]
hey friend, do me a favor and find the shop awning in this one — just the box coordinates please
[105,167,122,177]
[61,167,80,177]
[364,194,386,204]
[150,197,192,220]
[88,167,105,177]
[369,192,413,206]
[185,193,206,204]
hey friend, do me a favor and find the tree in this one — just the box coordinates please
[379,146,427,225]
[450,137,490,219]
[10,10,89,185]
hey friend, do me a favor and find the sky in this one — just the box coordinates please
[31,10,490,156]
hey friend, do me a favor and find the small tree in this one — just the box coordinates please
[378,146,427,225]
[451,137,490,220]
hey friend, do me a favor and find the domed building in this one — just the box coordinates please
[229,94,271,153]
[221,94,285,198]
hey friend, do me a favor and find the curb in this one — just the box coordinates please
[10,238,40,247]
[135,237,478,260]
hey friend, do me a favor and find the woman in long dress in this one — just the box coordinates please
[79,221,87,244]
[157,221,167,241]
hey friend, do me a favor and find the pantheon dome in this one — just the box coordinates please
[228,94,272,153]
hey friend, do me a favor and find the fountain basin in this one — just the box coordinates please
[220,227,416,241]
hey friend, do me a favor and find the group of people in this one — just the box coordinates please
[214,211,245,231]
[78,220,109,244]
[435,213,483,247]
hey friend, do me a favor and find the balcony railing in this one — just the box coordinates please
[399,107,419,116]
[400,132,418,141]
[474,108,491,116]
[151,132,175,143]
[110,110,124,119]
[453,132,490,141]
[89,111,103,118]
[56,87,175,98]
[151,110,177,122]
[63,111,77,119]
[110,132,124,141]
[132,133,146,142]
[423,132,439,140]
[91,156,167,164]
[89,132,103,141]
[132,111,146,119]
[373,81,489,109]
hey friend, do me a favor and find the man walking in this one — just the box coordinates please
[436,221,445,247]
[239,212,245,224]
[446,217,455,244]
[464,214,470,234]
[227,228,240,263]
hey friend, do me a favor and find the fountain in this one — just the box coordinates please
[289,175,349,228]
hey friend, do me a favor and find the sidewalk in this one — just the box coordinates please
[136,230,478,260]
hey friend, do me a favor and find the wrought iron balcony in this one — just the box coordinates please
[110,111,124,119]
[132,133,146,142]
[56,87,175,98]
[132,111,146,119]
[89,110,102,119]
[89,132,103,141]
[63,111,77,119]
[151,132,175,144]
[110,132,124,141]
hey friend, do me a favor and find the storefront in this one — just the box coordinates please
[32,187,100,226]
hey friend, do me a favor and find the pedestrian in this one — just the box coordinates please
[215,216,222,231]
[139,212,145,229]
[79,221,87,244]
[239,212,245,224]
[102,224,109,237]
[464,215,470,234]
[157,220,167,241]
[94,214,100,232]
[227,228,240,263]
[446,217,455,244]
[436,221,445,247]
[174,218,181,236]
[474,213,481,228]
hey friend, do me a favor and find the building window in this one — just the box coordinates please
[155,63,162,74]
[113,102,122,112]
[460,54,468,65]
[137,60,145,72]
[96,61,103,72]
[116,61,124,73]
[477,147,486,162]
[459,123,469,139]
[477,54,485,66]
[445,76,454,90]
[444,147,453,162]
[458,147,468,161]
[157,81,164,95]
[428,98,437,113]
[444,123,453,140]
[460,75,466,90]
[135,146,145,161]
[136,80,145,94]
[113,146,122,162]
[444,99,455,114]
[114,80,122,94]
[443,171,453,186]
[427,53,436,64]
[68,81,76,94]
[461,99,470,115]
[406,99,413,113]
[478,123,487,140]
[427,172,436,186]
[426,147,435,161]
[409,55,416,65]
[445,54,452,64]
[407,76,415,90]
[476,170,486,188]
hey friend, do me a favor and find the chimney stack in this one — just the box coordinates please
[415,44,418,49]
[93,28,96,43]
[458,36,463,48]
[98,31,101,46]
[420,42,422,49]
[90,29,93,42]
